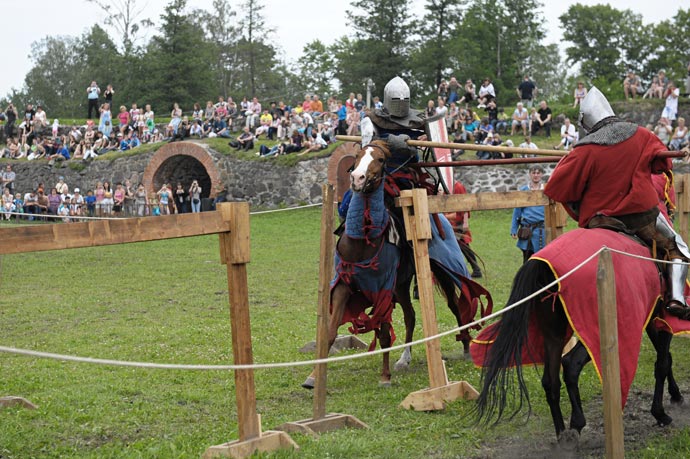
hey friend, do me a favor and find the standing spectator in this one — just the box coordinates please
[516,75,537,108]
[662,82,680,123]
[33,105,47,136]
[554,117,578,150]
[113,182,125,215]
[47,188,61,215]
[531,100,552,137]
[476,78,496,108]
[189,180,202,213]
[104,84,114,107]
[437,79,448,102]
[24,190,39,219]
[654,117,673,146]
[102,181,114,215]
[657,69,669,95]
[1,187,15,220]
[511,165,546,263]
[174,182,188,213]
[98,103,112,138]
[4,102,18,138]
[346,106,360,136]
[135,183,147,216]
[157,184,171,215]
[623,71,642,100]
[117,106,130,135]
[2,164,16,193]
[336,101,347,135]
[86,81,101,119]
[573,81,587,108]
[669,117,688,151]
[168,103,182,137]
[511,102,529,136]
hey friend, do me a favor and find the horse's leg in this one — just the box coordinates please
[645,323,674,425]
[562,341,591,433]
[666,348,684,404]
[535,301,568,439]
[394,276,415,371]
[301,284,349,389]
[379,322,392,387]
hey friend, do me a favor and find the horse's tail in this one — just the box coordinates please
[475,258,553,425]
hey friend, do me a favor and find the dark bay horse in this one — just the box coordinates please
[303,141,490,388]
[473,228,683,446]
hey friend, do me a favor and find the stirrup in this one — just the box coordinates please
[665,300,690,320]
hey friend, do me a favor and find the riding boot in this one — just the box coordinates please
[665,259,690,319]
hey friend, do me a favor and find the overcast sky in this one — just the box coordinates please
[2,0,687,97]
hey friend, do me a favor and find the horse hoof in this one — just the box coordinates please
[379,380,392,388]
[394,361,410,372]
[656,414,673,427]
[301,377,315,390]
[671,395,684,406]
[557,429,580,452]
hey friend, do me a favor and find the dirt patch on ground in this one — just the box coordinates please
[472,387,690,458]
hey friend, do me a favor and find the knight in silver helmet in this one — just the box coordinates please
[546,85,690,320]
[383,76,411,118]
[578,86,615,133]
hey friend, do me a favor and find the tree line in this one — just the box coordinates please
[3,0,689,119]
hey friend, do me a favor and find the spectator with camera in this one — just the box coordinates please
[86,81,101,119]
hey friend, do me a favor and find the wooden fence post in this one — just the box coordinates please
[204,202,297,458]
[597,249,625,459]
[398,189,478,411]
[675,174,689,243]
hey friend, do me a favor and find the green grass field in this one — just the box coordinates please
[1,207,690,458]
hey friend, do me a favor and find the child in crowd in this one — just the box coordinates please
[57,198,71,223]
[85,190,97,217]
[13,193,24,219]
[149,193,161,216]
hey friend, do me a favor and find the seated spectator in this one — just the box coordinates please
[657,69,669,95]
[554,117,578,150]
[279,130,305,154]
[474,117,494,144]
[117,105,130,134]
[573,81,587,107]
[36,189,49,216]
[1,187,14,220]
[531,100,552,137]
[643,76,662,99]
[254,109,273,138]
[669,117,688,151]
[476,78,496,108]
[48,140,71,164]
[623,71,642,100]
[234,127,255,151]
[425,99,436,118]
[204,100,216,122]
[190,120,203,138]
[519,135,538,158]
[47,188,61,215]
[24,190,39,219]
[210,115,231,138]
[299,131,328,155]
[13,193,23,219]
[511,102,529,136]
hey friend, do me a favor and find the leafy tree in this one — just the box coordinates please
[339,0,413,103]
[560,4,645,82]
[195,0,241,98]
[410,0,466,93]
[646,8,690,83]
[87,0,154,56]
[144,0,215,111]
[236,0,277,98]
[23,36,82,117]
[295,40,336,99]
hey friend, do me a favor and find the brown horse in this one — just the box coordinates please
[303,141,489,388]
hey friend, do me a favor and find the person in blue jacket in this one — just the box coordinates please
[511,165,546,263]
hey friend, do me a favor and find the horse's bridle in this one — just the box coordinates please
[350,143,390,193]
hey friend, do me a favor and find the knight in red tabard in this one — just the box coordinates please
[544,86,690,319]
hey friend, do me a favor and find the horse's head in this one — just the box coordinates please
[350,141,391,193]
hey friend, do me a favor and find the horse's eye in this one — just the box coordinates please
[378,158,384,163]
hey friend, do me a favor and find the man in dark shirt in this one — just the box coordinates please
[517,75,537,108]
[531,100,552,137]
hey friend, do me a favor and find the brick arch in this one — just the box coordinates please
[142,142,222,198]
[327,142,360,202]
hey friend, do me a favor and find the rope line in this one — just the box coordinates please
[0,246,609,371]
[0,203,323,222]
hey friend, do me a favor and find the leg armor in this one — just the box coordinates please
[654,213,690,315]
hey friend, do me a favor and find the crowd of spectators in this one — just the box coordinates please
[0,173,228,223]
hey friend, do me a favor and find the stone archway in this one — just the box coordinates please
[327,142,360,202]
[142,142,222,198]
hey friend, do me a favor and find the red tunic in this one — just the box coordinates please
[446,181,472,243]
[544,127,670,227]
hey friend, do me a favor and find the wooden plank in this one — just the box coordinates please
[397,190,549,214]
[0,211,231,255]
[203,430,298,458]
[676,174,689,243]
[313,184,335,420]
[400,190,448,395]
[597,249,625,459]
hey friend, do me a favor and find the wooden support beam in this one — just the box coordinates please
[597,249,625,459]
[0,211,231,255]
[397,190,549,215]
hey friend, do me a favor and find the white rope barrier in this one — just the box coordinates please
[0,203,323,222]
[0,246,608,371]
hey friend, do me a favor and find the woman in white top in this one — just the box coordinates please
[554,117,578,150]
